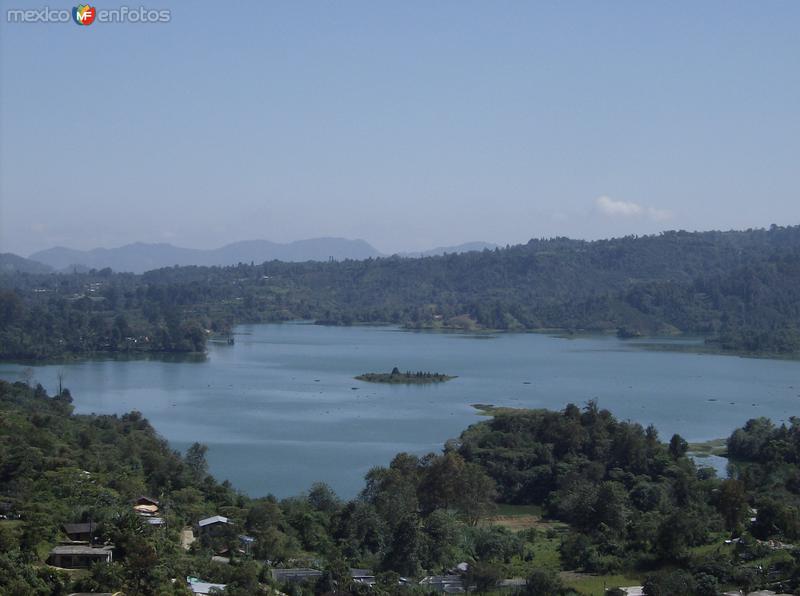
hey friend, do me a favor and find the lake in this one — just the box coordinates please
[1,323,798,498]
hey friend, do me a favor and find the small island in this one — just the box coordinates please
[355,367,455,384]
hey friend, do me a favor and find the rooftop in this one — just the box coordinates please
[63,522,97,535]
[198,515,230,527]
[50,545,114,556]
[271,568,323,582]
[188,581,227,595]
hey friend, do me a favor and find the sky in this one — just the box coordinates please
[1,1,798,256]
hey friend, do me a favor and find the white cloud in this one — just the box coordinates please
[647,207,673,222]
[595,196,673,222]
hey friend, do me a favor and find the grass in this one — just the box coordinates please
[471,403,533,416]
[478,507,645,596]
[483,504,569,533]
[529,533,562,572]
[494,504,543,517]
[688,438,728,457]
[562,572,642,595]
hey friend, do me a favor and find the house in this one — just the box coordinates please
[133,496,159,517]
[419,575,466,593]
[187,578,227,595]
[145,517,165,527]
[271,568,323,584]
[239,534,255,553]
[63,522,98,543]
[350,569,376,586]
[197,515,232,537]
[134,496,159,507]
[0,501,17,520]
[48,545,113,569]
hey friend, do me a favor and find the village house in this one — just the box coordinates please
[350,569,376,587]
[48,545,114,569]
[62,522,98,543]
[197,515,232,537]
[132,496,159,517]
[187,577,227,595]
[145,516,165,527]
[419,574,467,593]
[270,568,376,586]
[271,568,323,584]
[239,534,255,553]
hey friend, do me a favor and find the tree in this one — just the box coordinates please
[185,442,208,482]
[642,570,695,596]
[466,560,501,593]
[308,482,341,514]
[716,479,748,531]
[669,434,688,459]
[382,516,421,577]
[522,569,566,596]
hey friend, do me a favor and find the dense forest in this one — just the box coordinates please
[2,225,800,360]
[4,380,800,594]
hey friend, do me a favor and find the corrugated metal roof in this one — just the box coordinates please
[198,515,230,527]
[188,581,227,595]
[63,522,97,534]
[50,545,113,555]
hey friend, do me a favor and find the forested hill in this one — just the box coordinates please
[6,380,800,594]
[2,225,800,359]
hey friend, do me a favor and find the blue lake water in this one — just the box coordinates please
[1,323,798,498]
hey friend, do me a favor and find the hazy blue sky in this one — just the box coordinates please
[1,1,798,256]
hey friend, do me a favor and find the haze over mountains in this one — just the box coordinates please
[16,238,498,274]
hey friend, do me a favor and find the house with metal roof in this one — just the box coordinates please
[271,567,323,584]
[62,522,98,543]
[48,545,113,569]
[187,577,227,595]
[419,575,467,593]
[198,515,230,528]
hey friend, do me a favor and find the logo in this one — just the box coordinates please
[72,4,96,25]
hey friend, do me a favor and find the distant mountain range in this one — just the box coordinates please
[15,238,497,274]
[0,253,53,274]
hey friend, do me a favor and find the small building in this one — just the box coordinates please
[145,517,165,527]
[133,496,160,517]
[271,568,323,584]
[134,496,159,507]
[498,579,527,590]
[350,569,376,586]
[197,515,232,537]
[0,501,17,520]
[48,545,113,569]
[187,578,227,595]
[419,575,466,593]
[63,522,98,543]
